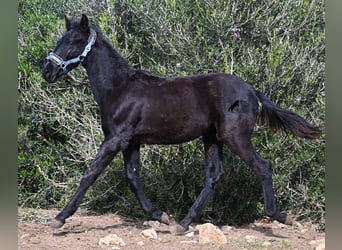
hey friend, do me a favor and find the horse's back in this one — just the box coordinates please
[128,72,258,144]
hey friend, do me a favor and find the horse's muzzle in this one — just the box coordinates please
[42,61,63,83]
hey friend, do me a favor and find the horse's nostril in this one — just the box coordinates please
[43,64,51,77]
[42,65,52,82]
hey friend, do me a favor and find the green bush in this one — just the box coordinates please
[18,0,325,230]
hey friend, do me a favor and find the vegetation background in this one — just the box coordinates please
[18,0,325,230]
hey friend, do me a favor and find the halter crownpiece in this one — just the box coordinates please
[46,28,97,74]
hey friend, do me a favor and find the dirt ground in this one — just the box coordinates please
[18,208,325,250]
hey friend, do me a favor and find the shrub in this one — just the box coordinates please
[18,0,325,230]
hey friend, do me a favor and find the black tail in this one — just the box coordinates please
[255,90,321,139]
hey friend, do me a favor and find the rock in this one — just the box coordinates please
[185,231,195,237]
[262,241,272,247]
[244,235,258,242]
[29,236,41,244]
[98,234,126,247]
[137,241,144,246]
[309,239,325,250]
[20,233,30,240]
[315,243,325,250]
[180,240,197,244]
[271,220,287,229]
[195,223,227,244]
[140,228,158,239]
[294,221,304,230]
[143,220,160,228]
[221,225,234,234]
[309,239,324,245]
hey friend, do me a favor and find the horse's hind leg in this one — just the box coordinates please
[218,113,287,224]
[177,133,224,234]
[123,144,170,225]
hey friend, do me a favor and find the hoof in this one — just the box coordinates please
[160,212,170,225]
[277,212,293,225]
[283,214,294,225]
[50,218,65,229]
[175,223,188,235]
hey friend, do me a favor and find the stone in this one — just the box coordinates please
[140,228,158,239]
[315,243,325,250]
[185,231,195,237]
[271,220,287,229]
[143,220,161,228]
[221,225,234,234]
[195,223,227,244]
[180,240,197,244]
[20,234,30,240]
[262,241,272,247]
[98,234,126,247]
[29,236,41,244]
[244,235,258,242]
[309,239,325,250]
[294,221,304,230]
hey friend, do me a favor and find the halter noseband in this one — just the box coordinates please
[46,28,97,74]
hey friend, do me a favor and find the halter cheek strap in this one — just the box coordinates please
[46,28,97,74]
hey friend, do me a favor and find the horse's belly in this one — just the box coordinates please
[132,114,213,145]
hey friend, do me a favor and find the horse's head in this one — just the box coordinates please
[42,14,96,83]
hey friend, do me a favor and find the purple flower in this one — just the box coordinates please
[232,32,240,40]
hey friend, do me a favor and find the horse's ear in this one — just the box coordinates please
[80,14,89,31]
[64,15,71,30]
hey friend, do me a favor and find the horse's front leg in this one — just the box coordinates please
[50,137,121,228]
[177,133,224,234]
[123,144,170,225]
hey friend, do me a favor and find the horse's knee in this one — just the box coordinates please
[125,166,139,185]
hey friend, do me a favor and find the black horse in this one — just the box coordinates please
[42,15,321,233]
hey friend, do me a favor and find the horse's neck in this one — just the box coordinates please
[84,38,133,105]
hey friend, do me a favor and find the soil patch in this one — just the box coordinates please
[18,208,324,249]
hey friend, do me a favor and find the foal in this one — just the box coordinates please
[42,15,321,233]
